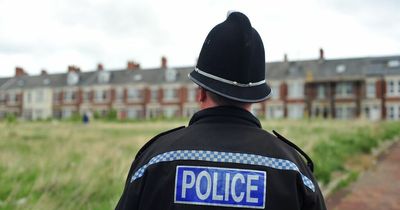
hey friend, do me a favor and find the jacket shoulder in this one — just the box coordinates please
[134,126,185,160]
[272,130,314,172]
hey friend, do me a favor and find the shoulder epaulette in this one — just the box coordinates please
[272,130,314,172]
[134,126,185,160]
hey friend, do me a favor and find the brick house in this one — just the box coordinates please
[0,54,399,121]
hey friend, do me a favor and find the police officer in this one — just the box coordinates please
[115,11,326,210]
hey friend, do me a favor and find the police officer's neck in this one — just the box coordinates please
[200,99,252,112]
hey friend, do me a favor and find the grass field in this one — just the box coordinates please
[1,119,399,210]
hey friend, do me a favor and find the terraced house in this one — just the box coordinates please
[0,52,400,121]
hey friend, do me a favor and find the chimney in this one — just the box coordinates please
[97,63,104,71]
[161,56,167,69]
[15,67,26,77]
[127,60,140,70]
[67,65,80,73]
[284,54,288,63]
[41,69,48,75]
[319,48,324,61]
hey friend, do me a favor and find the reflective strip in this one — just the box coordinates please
[194,68,266,87]
[130,150,315,192]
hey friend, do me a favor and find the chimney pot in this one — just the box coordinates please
[97,63,104,71]
[68,65,80,73]
[284,54,288,63]
[15,67,26,77]
[127,60,140,70]
[161,56,167,69]
[41,69,48,75]
[319,48,324,60]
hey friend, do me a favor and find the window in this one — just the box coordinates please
[151,89,159,102]
[36,90,44,102]
[267,106,284,119]
[95,90,108,102]
[115,88,124,102]
[128,88,143,101]
[271,84,280,99]
[336,64,346,73]
[83,91,90,102]
[388,80,395,95]
[0,93,5,102]
[53,91,61,103]
[98,71,110,83]
[27,92,32,103]
[67,72,79,85]
[8,92,17,104]
[398,80,400,94]
[163,107,178,118]
[187,88,196,102]
[366,82,376,98]
[287,105,304,119]
[165,69,177,82]
[164,88,178,101]
[64,90,76,102]
[388,106,395,120]
[388,60,400,68]
[127,108,142,119]
[335,82,353,97]
[335,106,355,119]
[288,81,303,98]
[317,85,325,99]
[398,106,400,119]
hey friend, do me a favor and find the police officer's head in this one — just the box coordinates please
[189,11,271,110]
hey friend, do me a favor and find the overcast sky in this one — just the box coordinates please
[0,0,399,77]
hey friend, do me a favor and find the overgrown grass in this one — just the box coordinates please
[312,121,400,184]
[0,119,399,210]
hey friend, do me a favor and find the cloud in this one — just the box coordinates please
[0,0,399,77]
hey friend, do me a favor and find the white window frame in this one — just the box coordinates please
[127,88,143,101]
[150,88,159,102]
[163,88,178,101]
[366,81,376,98]
[115,88,124,102]
[187,88,196,102]
[317,85,325,99]
[288,81,304,99]
[287,104,304,119]
[335,82,353,98]
[36,89,44,103]
[63,90,76,103]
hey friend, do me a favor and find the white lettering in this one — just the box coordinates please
[212,172,223,200]
[181,170,195,198]
[246,175,259,203]
[196,171,211,200]
[224,173,230,201]
[231,173,245,202]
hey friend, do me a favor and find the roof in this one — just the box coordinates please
[0,55,399,89]
[266,55,400,81]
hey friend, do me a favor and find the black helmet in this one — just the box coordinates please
[189,11,271,102]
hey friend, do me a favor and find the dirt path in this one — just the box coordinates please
[326,141,400,210]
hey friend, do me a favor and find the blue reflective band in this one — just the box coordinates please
[130,150,315,192]
[174,166,266,209]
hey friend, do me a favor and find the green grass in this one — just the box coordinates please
[0,119,399,210]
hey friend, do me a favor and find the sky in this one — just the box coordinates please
[0,0,399,77]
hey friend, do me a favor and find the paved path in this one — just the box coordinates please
[326,141,400,210]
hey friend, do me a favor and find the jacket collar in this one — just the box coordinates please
[188,106,262,128]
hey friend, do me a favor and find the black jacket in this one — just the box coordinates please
[116,106,326,210]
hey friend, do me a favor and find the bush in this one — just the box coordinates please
[5,113,17,124]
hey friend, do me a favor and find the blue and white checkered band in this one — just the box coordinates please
[130,150,315,192]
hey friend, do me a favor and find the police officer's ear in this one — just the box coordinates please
[197,87,207,103]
